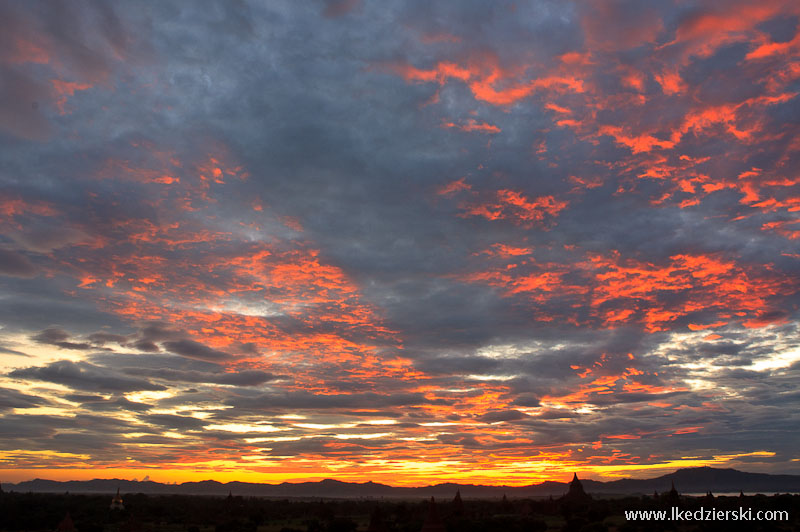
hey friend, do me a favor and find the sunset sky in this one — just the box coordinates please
[1,0,799,487]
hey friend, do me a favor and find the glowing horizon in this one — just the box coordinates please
[0,450,779,486]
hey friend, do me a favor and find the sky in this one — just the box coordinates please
[0,0,799,487]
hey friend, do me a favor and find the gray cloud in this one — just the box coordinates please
[31,327,93,350]
[162,339,233,362]
[0,248,37,278]
[477,409,528,423]
[228,391,447,410]
[124,366,278,387]
[9,360,166,393]
[0,387,51,410]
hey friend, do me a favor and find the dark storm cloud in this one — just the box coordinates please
[8,360,167,393]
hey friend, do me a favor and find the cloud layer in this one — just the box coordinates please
[0,0,799,486]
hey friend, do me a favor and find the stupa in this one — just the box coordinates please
[110,487,124,510]
[420,497,446,532]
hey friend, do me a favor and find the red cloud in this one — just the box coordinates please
[458,189,569,228]
[459,247,796,333]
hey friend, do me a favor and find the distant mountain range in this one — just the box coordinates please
[3,467,800,498]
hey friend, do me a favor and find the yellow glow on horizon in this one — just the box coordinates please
[0,449,780,487]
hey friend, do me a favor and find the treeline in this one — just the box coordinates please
[0,490,798,532]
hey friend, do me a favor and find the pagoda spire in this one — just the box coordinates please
[420,497,446,532]
[561,472,591,503]
[110,487,125,510]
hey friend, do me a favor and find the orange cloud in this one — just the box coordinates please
[383,53,585,107]
[459,189,568,228]
[3,36,51,65]
[441,119,501,133]
[437,178,471,196]
[598,125,675,154]
[460,245,795,333]
[542,362,685,407]
[478,243,532,258]
[51,79,93,114]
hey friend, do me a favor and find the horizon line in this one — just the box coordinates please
[2,465,786,489]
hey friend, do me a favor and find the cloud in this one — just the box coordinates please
[162,339,234,362]
[0,387,51,410]
[123,367,278,387]
[228,391,443,410]
[9,360,167,393]
[0,345,31,357]
[477,409,528,423]
[31,327,93,350]
[322,0,360,18]
[141,413,207,430]
[0,248,37,278]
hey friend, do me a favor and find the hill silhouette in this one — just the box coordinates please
[4,467,800,498]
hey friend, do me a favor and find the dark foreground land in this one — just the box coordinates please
[1,490,799,532]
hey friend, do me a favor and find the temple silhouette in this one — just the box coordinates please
[109,488,124,510]
[561,472,591,503]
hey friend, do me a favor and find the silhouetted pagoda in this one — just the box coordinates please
[110,487,124,510]
[500,493,514,513]
[562,473,591,502]
[451,489,464,516]
[665,480,680,505]
[420,497,446,532]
